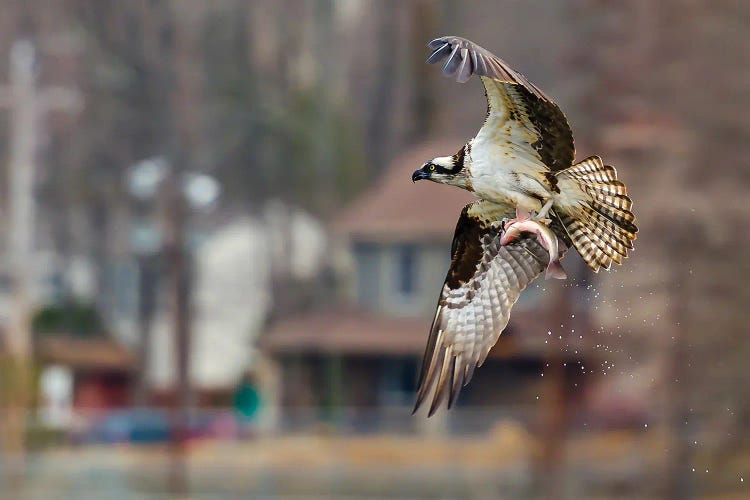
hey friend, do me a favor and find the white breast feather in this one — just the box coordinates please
[467,80,553,210]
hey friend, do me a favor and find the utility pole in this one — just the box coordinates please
[168,11,197,494]
[536,284,572,498]
[4,42,36,364]
[134,251,158,406]
[0,40,81,480]
[164,168,191,496]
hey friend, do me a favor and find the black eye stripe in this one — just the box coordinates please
[452,145,466,173]
[427,159,458,174]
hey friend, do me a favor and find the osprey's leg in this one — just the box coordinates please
[534,198,554,220]
[490,218,510,232]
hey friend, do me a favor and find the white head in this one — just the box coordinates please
[411,146,469,189]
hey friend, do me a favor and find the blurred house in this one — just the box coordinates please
[260,141,597,430]
[148,211,326,403]
[0,246,131,418]
[35,335,134,423]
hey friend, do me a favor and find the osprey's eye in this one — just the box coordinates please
[429,165,436,171]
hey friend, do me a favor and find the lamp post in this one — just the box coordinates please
[126,158,220,494]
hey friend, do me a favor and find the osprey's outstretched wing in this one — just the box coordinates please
[414,201,562,416]
[427,36,574,171]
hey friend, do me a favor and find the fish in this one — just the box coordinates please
[499,207,568,280]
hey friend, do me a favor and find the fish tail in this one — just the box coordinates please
[545,259,567,280]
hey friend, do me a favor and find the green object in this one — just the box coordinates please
[233,381,261,422]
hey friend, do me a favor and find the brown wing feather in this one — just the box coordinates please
[414,201,561,416]
[426,36,574,171]
[427,36,549,98]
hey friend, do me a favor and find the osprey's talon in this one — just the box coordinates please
[534,198,554,220]
[491,218,510,233]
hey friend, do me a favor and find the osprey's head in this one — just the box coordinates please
[412,148,468,188]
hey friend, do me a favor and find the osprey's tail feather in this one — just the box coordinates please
[554,156,637,272]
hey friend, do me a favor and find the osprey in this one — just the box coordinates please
[412,36,637,415]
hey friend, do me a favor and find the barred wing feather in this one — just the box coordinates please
[414,202,560,416]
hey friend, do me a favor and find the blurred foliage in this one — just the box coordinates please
[204,75,367,213]
[70,1,367,219]
[25,424,66,452]
[0,355,36,461]
[200,6,366,214]
[0,355,34,404]
[32,302,105,338]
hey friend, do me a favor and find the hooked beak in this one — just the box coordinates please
[412,168,429,183]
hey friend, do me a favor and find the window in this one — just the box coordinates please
[395,244,417,296]
[354,242,380,309]
[379,357,417,406]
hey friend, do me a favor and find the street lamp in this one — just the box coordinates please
[182,173,220,210]
[126,156,169,201]
[126,157,221,493]
[125,158,220,411]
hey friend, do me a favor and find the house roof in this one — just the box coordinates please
[259,306,587,361]
[259,308,427,355]
[334,140,476,242]
[260,307,517,357]
[35,336,134,371]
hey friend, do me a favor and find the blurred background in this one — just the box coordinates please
[0,0,747,498]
